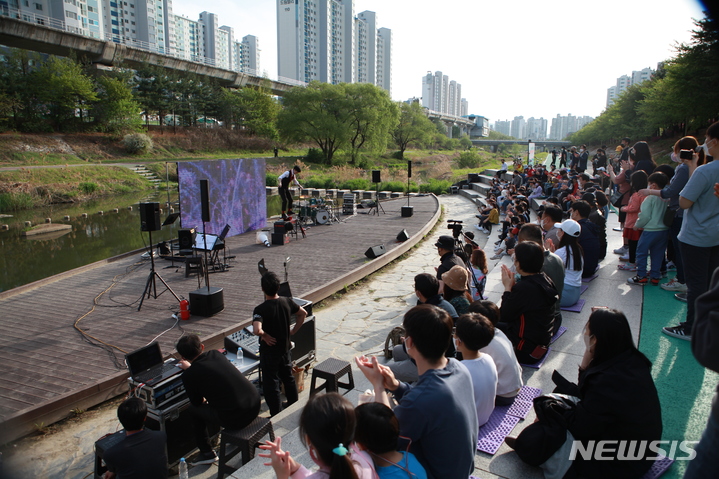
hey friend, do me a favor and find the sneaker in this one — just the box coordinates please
[495,240,502,245]
[662,324,691,341]
[612,227,623,232]
[651,278,660,286]
[627,275,648,285]
[619,253,630,261]
[613,246,628,255]
[191,451,218,466]
[666,261,677,271]
[661,279,687,292]
[281,212,288,220]
[617,263,636,271]
[490,254,503,260]
[660,271,668,278]
[287,210,295,215]
[675,292,688,302]
[482,228,490,234]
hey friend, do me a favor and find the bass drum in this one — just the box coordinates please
[315,209,330,225]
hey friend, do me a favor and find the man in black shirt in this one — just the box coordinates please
[177,334,261,465]
[435,235,466,294]
[253,271,307,416]
[103,397,168,479]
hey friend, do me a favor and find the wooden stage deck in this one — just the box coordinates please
[0,195,440,443]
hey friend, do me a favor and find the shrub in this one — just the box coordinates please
[0,192,34,212]
[391,150,404,160]
[420,179,452,195]
[340,178,370,190]
[379,181,405,192]
[266,172,278,187]
[305,148,325,163]
[78,182,98,194]
[457,150,482,169]
[122,133,153,154]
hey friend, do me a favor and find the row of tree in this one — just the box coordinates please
[569,16,718,145]
[0,49,469,164]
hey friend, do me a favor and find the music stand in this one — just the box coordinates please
[138,228,181,311]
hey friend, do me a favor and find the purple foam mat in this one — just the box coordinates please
[520,347,552,369]
[582,274,599,283]
[492,386,542,419]
[580,283,589,295]
[641,455,674,479]
[476,409,520,455]
[561,299,586,313]
[550,326,567,345]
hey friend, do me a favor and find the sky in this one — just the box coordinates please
[171,0,708,124]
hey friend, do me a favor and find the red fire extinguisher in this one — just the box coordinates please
[180,300,190,320]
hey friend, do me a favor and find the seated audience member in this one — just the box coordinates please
[469,249,488,301]
[454,313,498,426]
[469,300,523,405]
[491,226,518,260]
[355,305,478,479]
[518,224,564,334]
[553,220,584,307]
[103,397,168,479]
[354,403,427,479]
[441,265,471,315]
[512,309,662,479]
[570,200,600,278]
[177,334,261,465]
[498,242,558,364]
[582,193,607,261]
[434,235,466,293]
[540,205,564,248]
[260,393,375,479]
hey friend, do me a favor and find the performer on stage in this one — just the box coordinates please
[103,397,168,479]
[278,165,302,219]
[253,271,307,416]
[176,334,261,465]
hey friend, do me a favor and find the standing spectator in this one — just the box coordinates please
[629,141,657,176]
[609,154,634,240]
[618,171,649,271]
[627,172,670,286]
[664,121,719,340]
[551,148,558,168]
[560,146,568,168]
[577,145,589,173]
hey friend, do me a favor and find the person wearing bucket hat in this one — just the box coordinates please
[435,235,466,293]
[442,265,471,315]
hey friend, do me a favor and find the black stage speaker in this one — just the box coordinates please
[178,229,196,249]
[189,286,224,317]
[397,229,409,242]
[407,160,412,178]
[372,170,381,183]
[364,244,386,259]
[401,206,414,217]
[200,179,211,223]
[139,202,161,232]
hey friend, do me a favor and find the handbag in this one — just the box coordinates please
[663,207,675,227]
[610,190,625,208]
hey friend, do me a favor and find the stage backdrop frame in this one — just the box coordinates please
[177,158,266,238]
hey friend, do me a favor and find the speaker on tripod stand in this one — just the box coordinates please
[188,179,224,317]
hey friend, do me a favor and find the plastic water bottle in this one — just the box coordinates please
[179,458,189,479]
[236,347,244,368]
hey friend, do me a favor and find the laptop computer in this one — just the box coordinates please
[125,342,181,385]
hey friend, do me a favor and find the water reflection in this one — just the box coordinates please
[0,192,283,292]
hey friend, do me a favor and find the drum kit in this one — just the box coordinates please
[297,196,340,226]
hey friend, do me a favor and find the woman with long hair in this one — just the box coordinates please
[553,220,584,307]
[512,309,662,478]
[259,393,376,479]
[629,141,657,175]
[469,249,488,301]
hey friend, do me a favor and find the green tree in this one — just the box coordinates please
[92,71,142,133]
[35,56,98,131]
[134,64,173,130]
[391,102,436,158]
[0,49,46,131]
[343,83,399,164]
[221,85,280,139]
[277,81,351,163]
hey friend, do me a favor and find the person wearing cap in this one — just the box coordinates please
[498,242,558,365]
[435,235,466,293]
[553,219,584,307]
[441,265,471,316]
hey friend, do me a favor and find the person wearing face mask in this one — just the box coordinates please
[663,121,719,341]
[638,137,705,295]
[540,205,564,248]
[576,145,589,173]
[550,309,662,479]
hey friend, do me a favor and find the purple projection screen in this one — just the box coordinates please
[177,158,266,238]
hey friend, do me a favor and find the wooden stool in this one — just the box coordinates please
[309,358,354,396]
[185,256,204,278]
[216,417,275,479]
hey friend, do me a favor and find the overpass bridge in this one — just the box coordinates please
[0,9,302,95]
[425,109,476,137]
[471,139,571,152]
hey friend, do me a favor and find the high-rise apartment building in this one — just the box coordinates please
[173,14,204,62]
[493,120,511,137]
[548,113,594,140]
[241,35,260,75]
[510,116,525,140]
[421,71,465,116]
[376,27,391,94]
[102,0,175,54]
[355,11,376,84]
[525,117,548,141]
[606,67,655,107]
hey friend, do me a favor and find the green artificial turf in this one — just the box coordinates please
[638,274,718,478]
